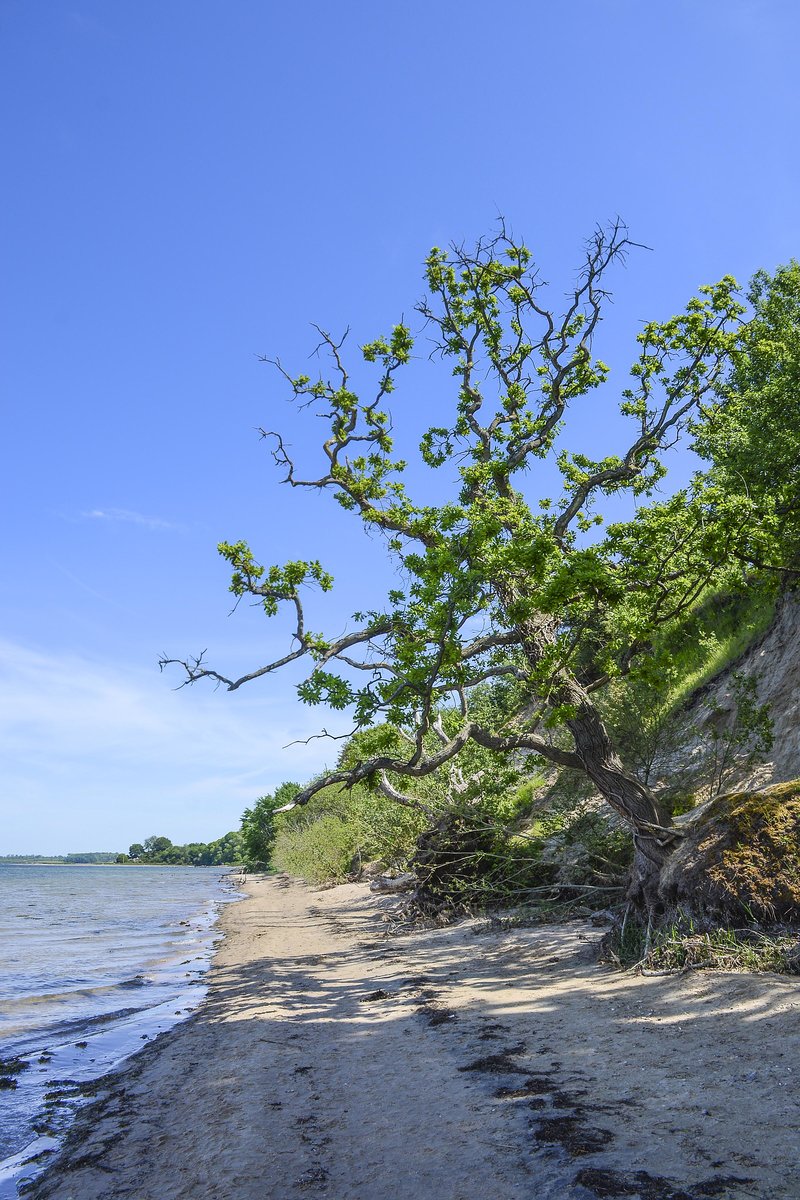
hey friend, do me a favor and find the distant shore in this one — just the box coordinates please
[0,861,242,868]
[25,876,800,1200]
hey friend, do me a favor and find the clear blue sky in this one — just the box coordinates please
[2,0,798,853]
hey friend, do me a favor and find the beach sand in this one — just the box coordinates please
[25,875,800,1200]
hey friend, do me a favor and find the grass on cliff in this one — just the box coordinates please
[665,586,777,711]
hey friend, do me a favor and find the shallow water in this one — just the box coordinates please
[0,864,239,1192]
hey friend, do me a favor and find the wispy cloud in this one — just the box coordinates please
[0,640,344,854]
[80,508,180,531]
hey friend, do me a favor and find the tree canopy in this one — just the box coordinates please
[692,259,800,573]
[125,832,243,866]
[163,223,796,899]
[240,783,300,866]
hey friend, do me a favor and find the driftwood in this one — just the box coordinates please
[369,873,416,895]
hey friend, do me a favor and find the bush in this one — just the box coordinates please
[241,782,300,868]
[271,779,426,883]
[272,814,358,883]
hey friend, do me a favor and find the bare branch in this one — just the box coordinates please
[162,614,398,694]
[460,663,528,688]
[158,647,308,691]
[459,629,523,661]
[280,717,583,812]
[376,772,438,818]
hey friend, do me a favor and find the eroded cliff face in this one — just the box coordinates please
[688,590,800,790]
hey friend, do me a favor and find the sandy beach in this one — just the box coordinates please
[24,875,800,1200]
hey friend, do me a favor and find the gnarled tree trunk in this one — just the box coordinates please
[504,589,677,901]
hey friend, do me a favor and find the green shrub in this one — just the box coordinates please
[241,782,300,868]
[272,814,358,883]
[271,778,426,883]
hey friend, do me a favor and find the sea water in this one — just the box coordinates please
[0,863,239,1194]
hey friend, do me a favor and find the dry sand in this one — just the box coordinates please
[25,876,800,1200]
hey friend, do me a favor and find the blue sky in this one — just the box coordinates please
[2,0,799,853]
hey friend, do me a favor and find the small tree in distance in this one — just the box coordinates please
[162,221,765,906]
[241,783,300,868]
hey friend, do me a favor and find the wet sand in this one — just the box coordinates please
[24,876,800,1199]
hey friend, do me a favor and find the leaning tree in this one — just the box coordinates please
[163,221,760,903]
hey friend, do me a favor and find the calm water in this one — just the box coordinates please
[0,864,239,1192]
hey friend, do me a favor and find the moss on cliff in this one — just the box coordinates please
[658,780,800,921]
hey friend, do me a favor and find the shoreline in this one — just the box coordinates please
[21,875,800,1200]
[0,869,238,1196]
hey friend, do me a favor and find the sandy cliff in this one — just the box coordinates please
[689,590,800,789]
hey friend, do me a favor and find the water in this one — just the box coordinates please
[0,864,240,1193]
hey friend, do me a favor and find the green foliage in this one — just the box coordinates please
[693,261,800,572]
[661,587,777,710]
[199,226,752,738]
[336,722,410,768]
[269,706,550,891]
[217,542,333,618]
[166,229,800,910]
[408,780,632,913]
[413,806,557,912]
[271,775,426,882]
[143,835,172,856]
[599,586,777,803]
[125,831,244,866]
[271,814,360,884]
[546,804,634,883]
[240,782,300,867]
[600,676,688,791]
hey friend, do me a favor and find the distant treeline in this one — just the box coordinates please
[0,853,120,864]
[120,832,243,866]
[2,835,245,869]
